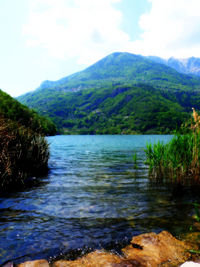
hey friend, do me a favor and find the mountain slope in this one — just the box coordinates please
[19,52,200,98]
[0,89,57,135]
[17,52,200,134]
[148,56,200,77]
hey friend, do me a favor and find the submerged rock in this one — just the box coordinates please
[194,223,200,231]
[17,231,199,267]
[182,232,200,246]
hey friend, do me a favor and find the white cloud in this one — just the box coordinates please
[23,0,200,62]
[128,0,200,58]
[23,0,129,64]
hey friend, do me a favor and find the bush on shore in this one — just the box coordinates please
[0,115,49,191]
[145,108,200,185]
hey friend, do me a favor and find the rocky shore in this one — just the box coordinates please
[15,230,200,267]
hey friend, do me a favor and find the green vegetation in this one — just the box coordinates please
[19,52,200,94]
[193,203,200,222]
[133,152,138,169]
[17,84,190,134]
[0,89,56,191]
[17,52,200,134]
[0,115,49,191]
[0,89,57,135]
[145,109,200,184]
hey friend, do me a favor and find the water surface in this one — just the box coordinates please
[0,135,199,264]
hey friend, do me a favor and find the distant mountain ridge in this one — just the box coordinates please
[17,52,200,134]
[33,53,200,94]
[148,56,200,76]
[26,53,200,98]
[20,52,200,96]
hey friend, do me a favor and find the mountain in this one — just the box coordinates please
[20,52,200,96]
[17,52,200,134]
[0,89,57,135]
[148,56,200,77]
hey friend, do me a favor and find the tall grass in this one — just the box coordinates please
[145,108,200,185]
[0,115,49,190]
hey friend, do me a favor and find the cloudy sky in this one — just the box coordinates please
[1,0,200,97]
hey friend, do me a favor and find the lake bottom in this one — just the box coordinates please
[0,135,200,265]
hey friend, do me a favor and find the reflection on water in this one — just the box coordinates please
[0,135,200,264]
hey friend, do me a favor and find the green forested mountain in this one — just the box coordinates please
[19,52,200,95]
[0,89,57,135]
[17,52,200,134]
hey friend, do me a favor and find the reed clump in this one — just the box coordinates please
[0,115,49,190]
[145,108,200,185]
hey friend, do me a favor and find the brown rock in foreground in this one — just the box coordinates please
[18,259,49,267]
[52,251,123,267]
[122,231,193,266]
[18,231,199,267]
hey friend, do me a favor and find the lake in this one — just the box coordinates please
[0,135,199,265]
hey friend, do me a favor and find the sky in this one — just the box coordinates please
[1,0,200,97]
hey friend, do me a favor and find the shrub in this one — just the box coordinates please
[145,108,200,185]
[0,116,49,190]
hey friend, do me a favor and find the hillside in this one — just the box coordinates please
[0,89,57,135]
[19,53,200,98]
[17,52,200,134]
[148,56,200,77]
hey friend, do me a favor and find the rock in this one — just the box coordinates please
[18,231,199,267]
[17,259,49,267]
[182,232,200,246]
[122,231,193,267]
[111,259,146,266]
[52,250,123,267]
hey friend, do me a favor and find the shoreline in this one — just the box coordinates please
[6,230,200,267]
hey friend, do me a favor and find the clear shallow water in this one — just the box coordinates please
[0,135,200,264]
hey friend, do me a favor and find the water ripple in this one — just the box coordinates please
[0,135,199,264]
